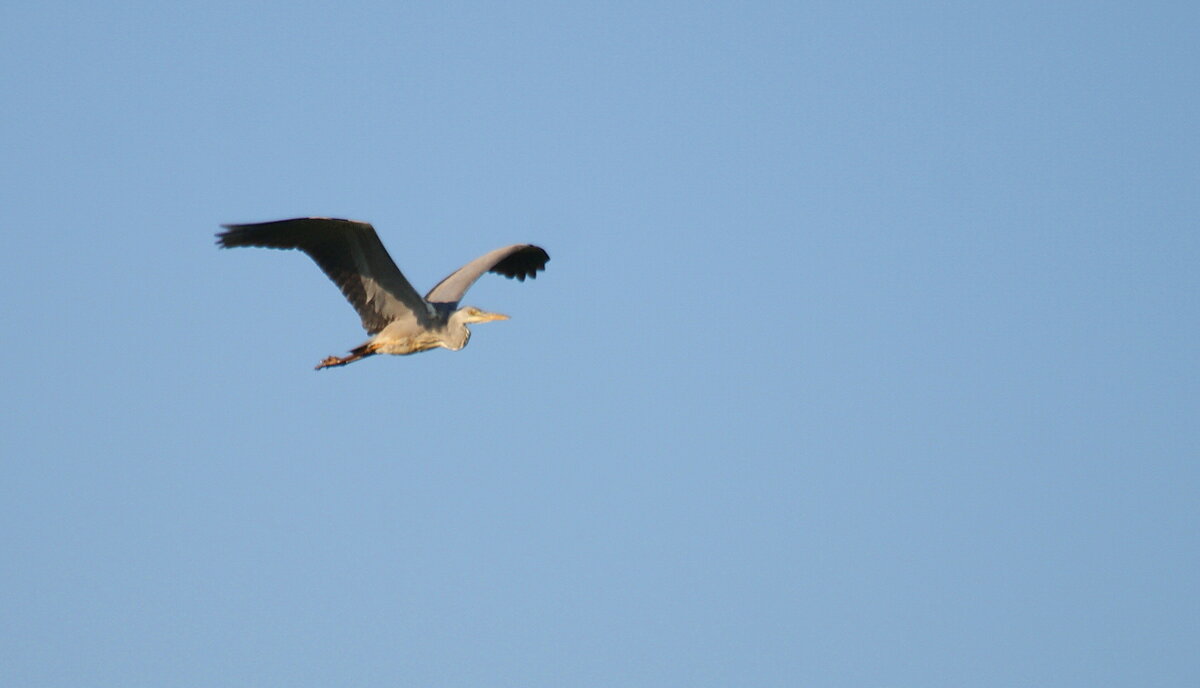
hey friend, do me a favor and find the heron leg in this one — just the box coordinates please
[314,342,379,370]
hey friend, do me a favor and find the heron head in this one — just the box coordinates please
[459,306,510,324]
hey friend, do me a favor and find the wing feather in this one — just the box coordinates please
[217,218,429,334]
[425,244,550,305]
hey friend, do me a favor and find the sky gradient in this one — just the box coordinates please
[2,2,1197,686]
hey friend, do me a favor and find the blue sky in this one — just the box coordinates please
[2,2,1196,686]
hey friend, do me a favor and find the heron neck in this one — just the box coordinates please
[442,308,473,350]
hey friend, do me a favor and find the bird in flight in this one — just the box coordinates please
[217,217,549,369]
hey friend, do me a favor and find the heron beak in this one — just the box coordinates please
[480,311,509,322]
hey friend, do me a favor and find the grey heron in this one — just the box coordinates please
[217,217,549,369]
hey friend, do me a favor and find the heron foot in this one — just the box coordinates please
[314,342,379,370]
[315,355,350,370]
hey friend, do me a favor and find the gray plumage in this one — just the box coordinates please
[217,217,549,369]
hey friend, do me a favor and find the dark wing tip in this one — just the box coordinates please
[215,223,272,249]
[215,224,245,248]
[214,218,369,251]
[490,245,550,282]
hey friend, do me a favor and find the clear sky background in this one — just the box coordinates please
[1,2,1196,686]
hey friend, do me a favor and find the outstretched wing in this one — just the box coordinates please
[424,244,550,305]
[217,217,430,334]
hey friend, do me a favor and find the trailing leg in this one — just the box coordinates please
[314,342,379,370]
